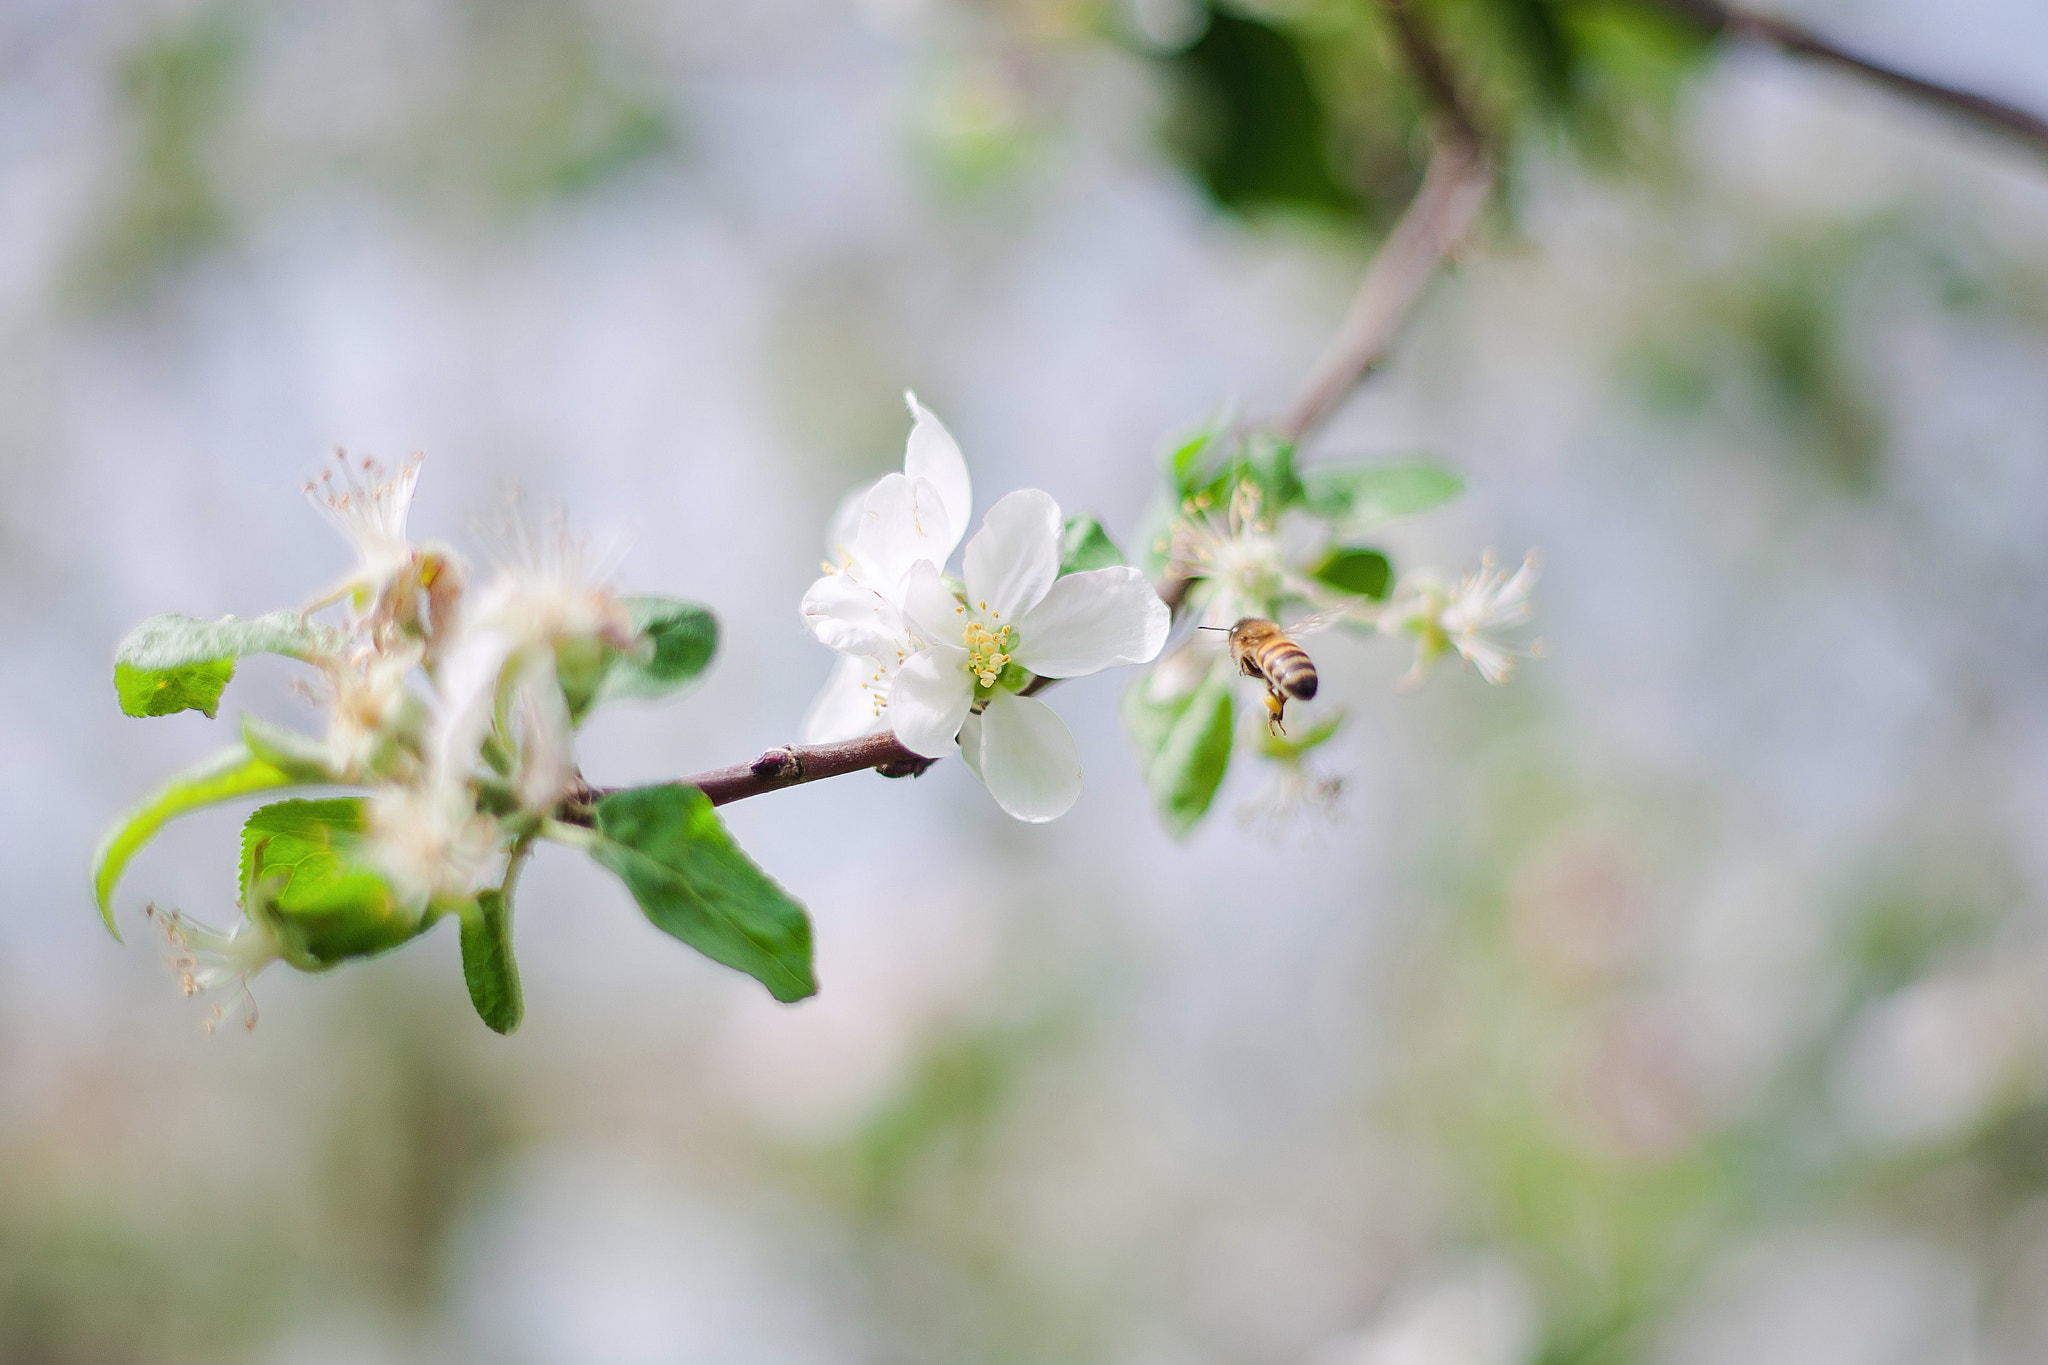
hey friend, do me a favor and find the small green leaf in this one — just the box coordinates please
[238,715,342,783]
[240,799,430,969]
[1122,662,1237,838]
[113,611,335,718]
[1310,547,1392,599]
[1059,518,1126,576]
[1243,434,1304,511]
[91,747,304,939]
[116,657,235,718]
[1302,465,1464,531]
[1257,710,1343,761]
[589,784,816,1003]
[460,889,523,1034]
[1169,424,1224,497]
[592,597,720,706]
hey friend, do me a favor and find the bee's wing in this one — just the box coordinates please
[1282,604,1356,638]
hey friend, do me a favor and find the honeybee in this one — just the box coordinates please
[1205,607,1351,736]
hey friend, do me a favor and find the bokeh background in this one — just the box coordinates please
[6,0,2048,1361]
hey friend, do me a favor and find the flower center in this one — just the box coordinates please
[963,620,1019,689]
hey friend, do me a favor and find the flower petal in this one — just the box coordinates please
[957,710,985,782]
[904,392,972,560]
[974,692,1081,822]
[890,646,974,758]
[801,653,890,744]
[824,481,872,562]
[1012,566,1170,678]
[901,559,966,647]
[850,472,955,593]
[800,572,910,662]
[962,488,1062,622]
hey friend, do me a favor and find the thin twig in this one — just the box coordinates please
[1275,138,1493,444]
[563,732,932,820]
[1647,0,2048,161]
[1275,0,1496,446]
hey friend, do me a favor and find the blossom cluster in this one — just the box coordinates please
[1127,430,1539,835]
[104,455,654,1030]
[94,395,1537,1032]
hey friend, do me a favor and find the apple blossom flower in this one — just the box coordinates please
[305,451,422,598]
[1384,551,1541,686]
[146,903,282,1033]
[367,783,503,910]
[424,503,638,809]
[889,489,1169,821]
[800,392,974,742]
[1166,479,1329,626]
[321,640,425,780]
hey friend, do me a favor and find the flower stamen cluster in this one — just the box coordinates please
[964,619,1018,689]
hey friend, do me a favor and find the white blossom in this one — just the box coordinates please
[366,783,503,911]
[1384,551,1541,687]
[147,903,282,1033]
[1166,479,1329,626]
[322,640,424,779]
[889,489,1169,821]
[305,450,422,595]
[799,392,973,742]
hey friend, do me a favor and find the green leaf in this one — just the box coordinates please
[113,610,335,718]
[238,715,343,783]
[1059,518,1126,576]
[1310,547,1392,599]
[116,657,235,718]
[1242,434,1305,511]
[460,889,523,1034]
[1159,11,1358,216]
[1122,662,1237,838]
[1302,465,1464,531]
[91,746,303,939]
[239,799,430,969]
[591,597,720,706]
[1169,423,1225,498]
[1257,710,1343,761]
[589,784,816,1003]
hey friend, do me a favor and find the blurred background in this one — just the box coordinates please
[6,0,2048,1361]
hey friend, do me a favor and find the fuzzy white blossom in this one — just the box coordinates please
[304,451,423,597]
[1385,551,1542,687]
[147,904,283,1033]
[366,783,503,911]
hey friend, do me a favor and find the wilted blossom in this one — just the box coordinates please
[1383,551,1542,687]
[146,454,650,1023]
[1166,478,1328,626]
[801,396,1168,821]
[146,903,282,1033]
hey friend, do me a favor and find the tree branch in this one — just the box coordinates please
[563,732,934,821]
[1276,0,1496,446]
[1647,0,2048,161]
[1276,137,1493,445]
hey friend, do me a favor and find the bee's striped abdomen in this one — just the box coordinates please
[1256,640,1318,700]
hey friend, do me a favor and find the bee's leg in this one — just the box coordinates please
[1263,688,1287,736]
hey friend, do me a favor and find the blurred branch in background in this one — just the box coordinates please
[1646,0,2048,160]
